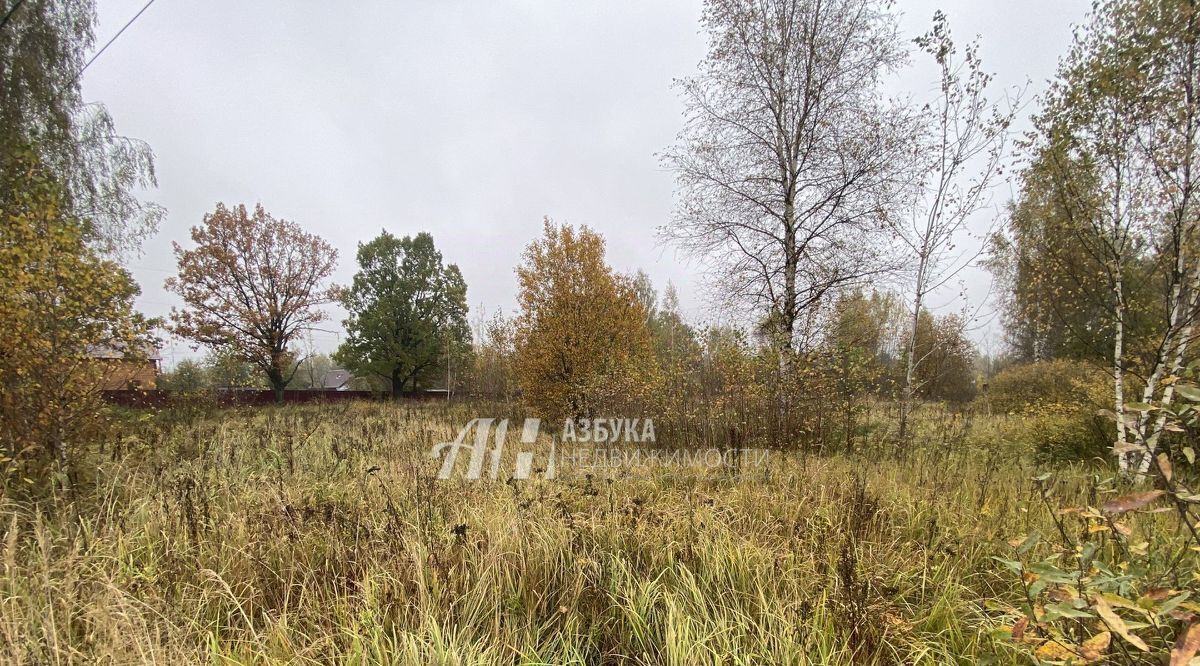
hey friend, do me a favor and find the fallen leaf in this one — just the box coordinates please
[1035,639,1078,661]
[1048,588,1073,603]
[1081,631,1110,662]
[1158,453,1174,482]
[1113,442,1144,455]
[1171,623,1200,666]
[1145,587,1174,602]
[1012,617,1028,641]
[1170,610,1198,623]
[1101,490,1166,515]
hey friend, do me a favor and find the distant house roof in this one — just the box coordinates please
[319,369,353,390]
[87,343,162,361]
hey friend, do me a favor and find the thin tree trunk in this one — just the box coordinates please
[1113,276,1130,473]
[899,254,927,443]
[1135,13,1199,476]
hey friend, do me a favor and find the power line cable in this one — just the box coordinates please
[72,0,157,85]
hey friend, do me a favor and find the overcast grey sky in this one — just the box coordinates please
[84,0,1092,367]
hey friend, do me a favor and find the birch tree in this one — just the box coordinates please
[1015,0,1198,475]
[0,147,151,486]
[0,0,163,258]
[1122,0,1200,476]
[661,0,913,359]
[1045,12,1154,472]
[895,12,1016,440]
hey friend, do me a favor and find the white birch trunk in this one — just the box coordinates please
[1113,276,1130,473]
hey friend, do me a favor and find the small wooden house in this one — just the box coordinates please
[88,344,162,390]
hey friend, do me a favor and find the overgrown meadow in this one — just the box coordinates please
[3,401,1193,665]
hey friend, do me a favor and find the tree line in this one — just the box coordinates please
[5,0,1199,486]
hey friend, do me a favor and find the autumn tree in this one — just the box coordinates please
[662,0,912,358]
[905,310,977,403]
[514,219,655,419]
[467,309,519,405]
[166,203,338,404]
[694,324,773,447]
[996,0,1200,475]
[988,151,1161,365]
[0,148,152,489]
[989,163,1110,363]
[334,231,470,398]
[1117,0,1200,476]
[650,284,703,413]
[826,290,903,389]
[895,12,1016,439]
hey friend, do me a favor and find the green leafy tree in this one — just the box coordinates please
[334,231,470,398]
[203,348,263,390]
[159,359,207,392]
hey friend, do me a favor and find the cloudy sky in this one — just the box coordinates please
[84,0,1092,367]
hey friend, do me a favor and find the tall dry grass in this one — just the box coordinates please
[0,402,1168,664]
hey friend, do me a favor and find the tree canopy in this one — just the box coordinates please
[0,147,151,484]
[0,0,162,257]
[334,231,470,397]
[514,219,655,419]
[166,203,338,403]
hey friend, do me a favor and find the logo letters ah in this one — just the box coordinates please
[432,418,552,480]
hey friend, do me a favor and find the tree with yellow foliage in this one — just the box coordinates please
[0,148,152,490]
[514,219,655,419]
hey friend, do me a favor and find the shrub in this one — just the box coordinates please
[1024,412,1112,464]
[985,359,1109,416]
[985,360,1114,463]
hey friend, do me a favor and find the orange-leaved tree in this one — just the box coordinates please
[166,203,338,403]
[514,219,655,419]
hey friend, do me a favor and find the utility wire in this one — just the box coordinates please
[0,0,24,32]
[72,0,157,84]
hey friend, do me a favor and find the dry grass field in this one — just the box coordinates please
[2,401,1185,665]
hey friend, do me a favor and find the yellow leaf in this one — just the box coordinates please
[1093,594,1149,652]
[1171,623,1200,666]
[1081,631,1111,662]
[1034,639,1078,661]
